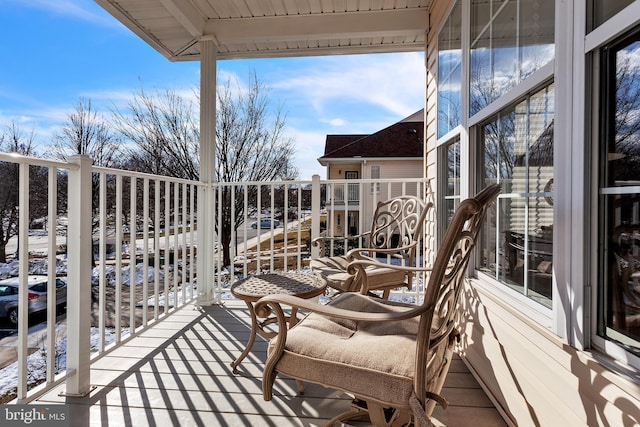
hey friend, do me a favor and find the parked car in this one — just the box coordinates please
[0,275,67,325]
[250,218,281,229]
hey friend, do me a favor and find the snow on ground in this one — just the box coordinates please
[0,326,122,400]
[0,252,190,402]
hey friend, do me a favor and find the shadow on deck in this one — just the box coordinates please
[35,301,507,426]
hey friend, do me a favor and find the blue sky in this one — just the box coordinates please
[0,0,425,180]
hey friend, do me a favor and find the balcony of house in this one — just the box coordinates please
[328,181,361,207]
[0,153,506,426]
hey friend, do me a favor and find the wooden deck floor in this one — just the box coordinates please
[35,300,507,426]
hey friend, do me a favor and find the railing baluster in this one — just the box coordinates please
[181,181,188,304]
[130,177,136,331]
[311,175,321,259]
[256,184,262,272]
[297,186,303,271]
[230,183,236,282]
[142,178,149,327]
[98,171,107,353]
[115,174,123,342]
[283,183,289,272]
[17,162,29,401]
[46,166,58,384]
[173,181,179,307]
[154,179,160,318]
[164,180,171,314]
[270,184,275,272]
[242,184,249,277]
[189,183,196,300]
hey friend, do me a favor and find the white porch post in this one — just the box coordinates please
[198,36,217,305]
[65,155,93,396]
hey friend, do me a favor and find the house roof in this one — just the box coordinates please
[95,0,430,61]
[319,110,423,163]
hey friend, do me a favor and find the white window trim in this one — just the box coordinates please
[585,1,640,52]
[586,3,640,368]
[468,61,555,129]
[473,273,553,329]
[553,0,585,348]
[461,0,557,331]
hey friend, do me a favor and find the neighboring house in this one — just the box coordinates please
[317,110,424,237]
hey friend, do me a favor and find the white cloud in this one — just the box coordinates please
[326,118,347,127]
[270,52,425,119]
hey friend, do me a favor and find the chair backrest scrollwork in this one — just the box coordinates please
[369,196,430,263]
[416,184,501,403]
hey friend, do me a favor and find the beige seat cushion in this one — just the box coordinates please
[310,256,407,293]
[309,256,354,291]
[269,293,446,408]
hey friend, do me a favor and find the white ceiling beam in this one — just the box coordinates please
[159,0,205,37]
[205,9,428,44]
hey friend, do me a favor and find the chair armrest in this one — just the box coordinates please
[312,231,371,245]
[346,241,420,260]
[348,258,435,273]
[254,293,427,323]
[347,258,434,294]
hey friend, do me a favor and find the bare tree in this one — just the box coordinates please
[112,88,199,180]
[0,122,40,262]
[49,98,124,263]
[112,76,297,267]
[49,97,122,167]
[215,74,298,266]
[611,47,640,183]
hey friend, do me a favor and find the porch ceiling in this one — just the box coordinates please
[94,0,431,61]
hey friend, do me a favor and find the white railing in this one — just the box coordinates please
[0,152,429,403]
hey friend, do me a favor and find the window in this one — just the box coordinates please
[477,83,555,308]
[470,0,555,116]
[438,1,462,138]
[370,165,381,194]
[588,0,634,32]
[598,31,640,355]
[435,0,555,312]
[442,137,461,226]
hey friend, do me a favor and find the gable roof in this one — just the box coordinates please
[319,110,423,162]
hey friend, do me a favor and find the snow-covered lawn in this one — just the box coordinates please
[0,253,190,403]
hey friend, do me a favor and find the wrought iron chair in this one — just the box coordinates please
[310,195,430,298]
[255,184,500,426]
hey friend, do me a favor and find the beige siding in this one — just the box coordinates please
[424,1,447,269]
[460,281,640,426]
[367,159,422,179]
[366,159,423,198]
[327,163,362,180]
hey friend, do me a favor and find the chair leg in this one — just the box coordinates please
[367,402,412,427]
[325,399,412,427]
[324,405,369,426]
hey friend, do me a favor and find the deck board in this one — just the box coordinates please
[35,301,507,426]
